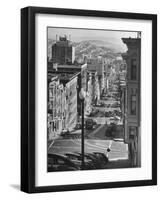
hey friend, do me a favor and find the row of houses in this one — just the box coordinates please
[48,73,78,140]
[47,63,105,140]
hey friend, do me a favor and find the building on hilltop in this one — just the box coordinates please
[52,35,75,64]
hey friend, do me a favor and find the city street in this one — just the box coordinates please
[48,138,128,161]
[48,86,127,166]
[85,105,121,125]
[47,78,128,170]
[46,28,141,171]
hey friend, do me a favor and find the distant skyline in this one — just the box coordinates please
[48,27,140,52]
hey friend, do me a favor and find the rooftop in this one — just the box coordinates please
[48,71,79,85]
[122,37,141,46]
[57,64,87,69]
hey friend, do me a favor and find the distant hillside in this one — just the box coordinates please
[47,39,125,60]
[73,40,119,60]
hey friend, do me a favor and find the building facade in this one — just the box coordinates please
[122,37,141,167]
[48,72,79,140]
[87,58,105,95]
[48,76,66,140]
[64,76,78,131]
[55,63,88,116]
[88,70,100,105]
[52,36,75,64]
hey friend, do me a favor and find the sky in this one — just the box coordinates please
[48,27,140,52]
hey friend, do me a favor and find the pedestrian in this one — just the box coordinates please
[106,147,111,161]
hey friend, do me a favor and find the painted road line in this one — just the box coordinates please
[48,139,55,150]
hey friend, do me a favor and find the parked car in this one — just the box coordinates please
[75,152,98,169]
[106,104,111,108]
[88,108,99,117]
[110,117,117,123]
[105,112,110,117]
[111,103,119,108]
[115,116,121,120]
[60,129,70,137]
[75,122,82,130]
[64,152,95,170]
[93,152,109,164]
[110,116,120,124]
[85,119,94,130]
[97,102,105,107]
[102,96,108,100]
[113,110,122,116]
[84,153,102,168]
[64,153,83,168]
[48,153,79,172]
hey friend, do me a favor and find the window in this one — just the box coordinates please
[131,94,136,115]
[129,126,137,140]
[131,59,137,80]
[52,122,56,131]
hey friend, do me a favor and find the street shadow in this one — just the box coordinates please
[10,184,20,191]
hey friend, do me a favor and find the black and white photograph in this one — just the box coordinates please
[47,27,141,172]
[20,6,157,193]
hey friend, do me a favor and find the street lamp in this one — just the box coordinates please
[79,88,86,170]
